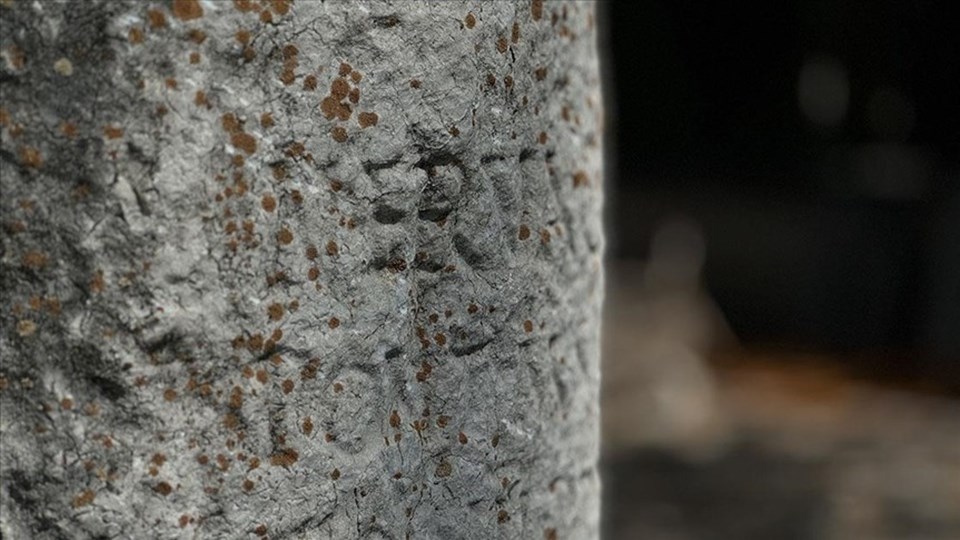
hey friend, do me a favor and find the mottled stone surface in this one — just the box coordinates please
[0,1,603,538]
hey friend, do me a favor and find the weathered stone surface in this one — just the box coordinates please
[0,1,603,538]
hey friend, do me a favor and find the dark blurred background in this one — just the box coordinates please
[605,0,959,382]
[598,1,960,538]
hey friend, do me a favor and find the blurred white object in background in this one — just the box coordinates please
[603,217,735,460]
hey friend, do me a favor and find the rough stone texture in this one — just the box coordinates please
[0,1,603,538]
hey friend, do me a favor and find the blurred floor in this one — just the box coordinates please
[602,261,960,540]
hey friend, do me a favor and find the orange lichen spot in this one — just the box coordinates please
[129,26,145,44]
[319,96,338,120]
[540,228,552,244]
[189,51,201,64]
[535,67,548,81]
[272,0,292,16]
[231,132,256,154]
[280,69,296,85]
[72,489,96,508]
[300,245,319,262]
[235,29,251,45]
[221,113,241,133]
[416,361,433,382]
[358,111,379,128]
[259,9,273,23]
[301,358,320,380]
[325,240,339,257]
[18,146,42,168]
[242,479,255,492]
[228,385,244,409]
[523,319,535,334]
[172,0,203,20]
[103,125,124,139]
[282,43,299,59]
[330,126,348,143]
[327,317,340,330]
[154,481,173,496]
[256,369,269,384]
[330,468,341,480]
[196,453,209,465]
[330,77,350,99]
[434,333,447,346]
[261,194,276,212]
[303,74,318,90]
[187,29,207,43]
[302,416,314,435]
[496,36,508,54]
[248,333,265,351]
[504,75,514,88]
[465,12,476,29]
[254,524,268,537]
[281,379,294,394]
[147,9,167,29]
[448,126,460,137]
[458,431,468,444]
[538,131,548,144]
[21,250,48,269]
[348,87,360,104]
[335,102,352,121]
[0,107,9,126]
[512,22,521,43]
[486,73,497,87]
[194,90,208,107]
[518,224,531,240]
[532,0,544,21]
[258,113,275,130]
[573,170,589,188]
[267,302,284,321]
[307,267,320,281]
[269,448,299,467]
[179,514,191,528]
[338,62,352,77]
[151,453,167,467]
[163,388,178,401]
[277,227,293,245]
[437,415,451,428]
[498,510,510,524]
[86,271,107,294]
[410,79,422,89]
[350,71,362,84]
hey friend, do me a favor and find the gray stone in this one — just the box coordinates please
[0,1,603,538]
